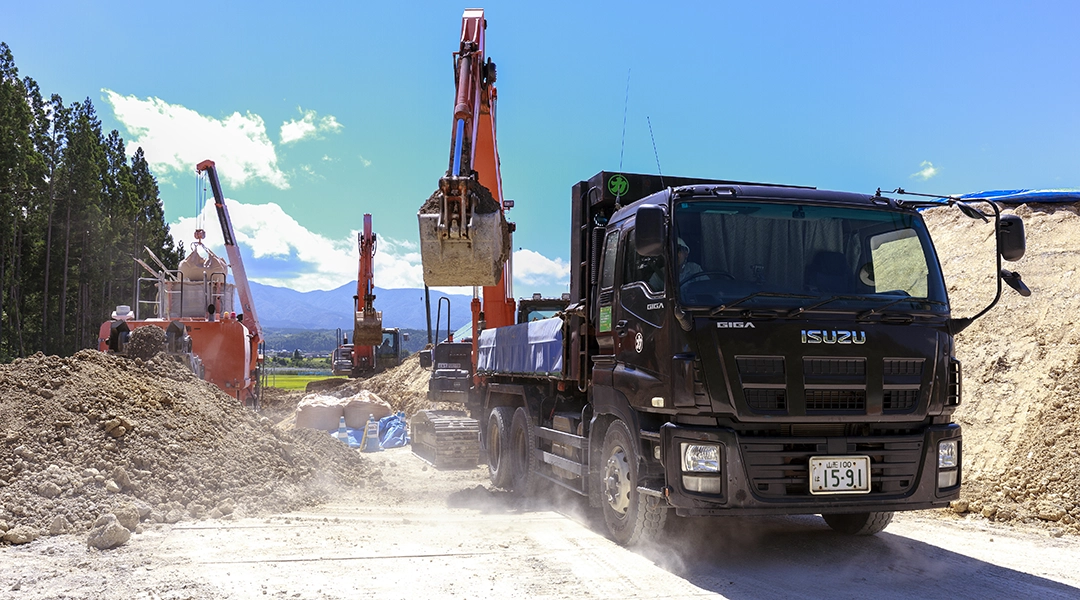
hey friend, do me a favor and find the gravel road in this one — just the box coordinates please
[3,445,1078,600]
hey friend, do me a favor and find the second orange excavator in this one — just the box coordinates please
[331,213,406,377]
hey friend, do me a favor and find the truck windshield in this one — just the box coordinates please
[673,200,948,313]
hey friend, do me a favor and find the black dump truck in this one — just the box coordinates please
[448,171,1027,545]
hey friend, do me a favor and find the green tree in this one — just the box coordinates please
[0,44,180,361]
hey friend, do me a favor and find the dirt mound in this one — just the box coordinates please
[923,202,1080,534]
[331,352,454,417]
[0,350,383,544]
[126,325,166,361]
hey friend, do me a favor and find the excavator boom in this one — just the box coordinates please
[353,213,383,350]
[418,7,511,288]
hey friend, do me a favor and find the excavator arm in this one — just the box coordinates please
[418,7,511,288]
[352,213,383,359]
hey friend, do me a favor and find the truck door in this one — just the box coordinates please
[612,226,671,410]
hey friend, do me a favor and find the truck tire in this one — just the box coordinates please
[822,511,894,535]
[509,407,538,497]
[486,406,514,489]
[600,419,668,546]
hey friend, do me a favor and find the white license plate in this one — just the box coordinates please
[809,455,871,495]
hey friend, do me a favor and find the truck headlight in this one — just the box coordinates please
[938,440,958,469]
[681,443,720,473]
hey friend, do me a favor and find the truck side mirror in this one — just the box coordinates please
[635,205,665,256]
[998,214,1025,261]
[419,349,433,370]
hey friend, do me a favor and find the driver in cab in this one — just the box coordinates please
[677,237,702,288]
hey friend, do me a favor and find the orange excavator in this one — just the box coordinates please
[412,8,515,467]
[331,213,407,377]
[348,214,381,375]
[418,7,516,345]
[98,160,263,407]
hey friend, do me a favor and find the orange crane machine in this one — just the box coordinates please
[99,159,263,407]
[418,7,516,346]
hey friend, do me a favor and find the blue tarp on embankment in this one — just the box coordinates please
[957,189,1080,204]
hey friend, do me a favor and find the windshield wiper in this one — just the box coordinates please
[785,295,876,318]
[857,297,948,321]
[708,292,816,316]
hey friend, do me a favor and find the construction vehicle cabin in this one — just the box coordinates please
[99,160,263,407]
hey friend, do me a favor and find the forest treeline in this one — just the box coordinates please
[0,42,181,361]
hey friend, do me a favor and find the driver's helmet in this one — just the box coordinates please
[677,237,689,254]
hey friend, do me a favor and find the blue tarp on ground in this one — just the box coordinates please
[477,317,563,376]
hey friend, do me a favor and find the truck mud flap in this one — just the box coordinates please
[411,409,481,469]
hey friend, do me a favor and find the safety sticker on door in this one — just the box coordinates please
[598,306,612,333]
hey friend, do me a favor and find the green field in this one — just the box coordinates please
[264,374,346,391]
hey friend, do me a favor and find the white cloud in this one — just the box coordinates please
[512,248,570,291]
[280,109,343,144]
[358,154,372,167]
[172,200,424,292]
[103,90,288,189]
[911,160,939,181]
[170,200,569,296]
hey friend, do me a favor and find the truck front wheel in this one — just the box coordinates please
[509,407,538,496]
[600,419,667,545]
[822,511,894,535]
[486,406,513,489]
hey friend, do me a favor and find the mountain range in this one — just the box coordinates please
[248,281,474,332]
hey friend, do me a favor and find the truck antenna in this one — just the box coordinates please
[619,69,631,171]
[647,115,664,187]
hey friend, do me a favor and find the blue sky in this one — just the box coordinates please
[4,1,1078,298]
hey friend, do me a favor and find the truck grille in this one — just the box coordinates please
[734,356,928,416]
[884,358,923,376]
[805,389,865,411]
[744,388,786,411]
[741,435,923,499]
[804,358,865,376]
[883,389,919,412]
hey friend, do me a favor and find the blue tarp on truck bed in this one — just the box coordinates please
[477,317,563,376]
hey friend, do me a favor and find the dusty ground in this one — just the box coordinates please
[2,445,1079,599]
[0,200,1078,598]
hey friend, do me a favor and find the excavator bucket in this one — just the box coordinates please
[418,177,510,287]
[352,310,384,347]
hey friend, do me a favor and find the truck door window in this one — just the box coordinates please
[596,230,620,334]
[599,231,619,289]
[867,228,930,297]
[622,228,665,293]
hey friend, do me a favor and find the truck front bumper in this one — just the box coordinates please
[657,422,961,517]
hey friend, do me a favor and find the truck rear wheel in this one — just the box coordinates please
[600,419,667,546]
[822,511,894,535]
[509,407,538,496]
[486,406,513,489]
